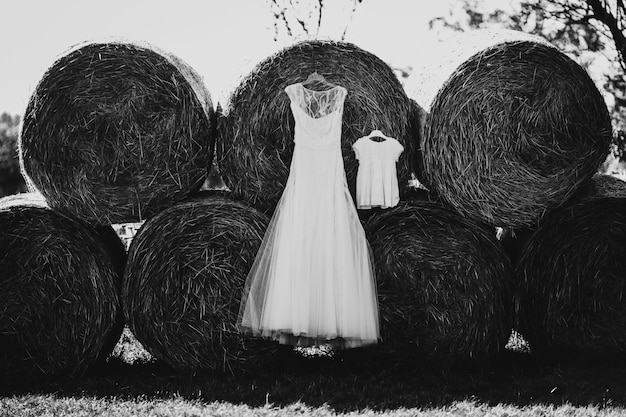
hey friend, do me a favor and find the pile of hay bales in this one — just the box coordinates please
[11,27,621,374]
[405,29,612,228]
[0,194,126,382]
[513,175,626,355]
[122,194,271,371]
[216,39,417,214]
[5,38,221,382]
[19,40,215,224]
[364,199,512,359]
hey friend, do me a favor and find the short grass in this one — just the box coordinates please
[1,397,625,417]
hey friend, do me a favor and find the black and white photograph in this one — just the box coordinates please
[1,0,626,415]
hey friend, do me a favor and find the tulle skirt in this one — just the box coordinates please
[238,152,379,349]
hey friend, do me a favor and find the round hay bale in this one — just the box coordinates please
[514,174,626,355]
[122,194,271,371]
[405,29,612,228]
[216,39,417,214]
[19,39,215,224]
[364,200,512,360]
[0,197,126,383]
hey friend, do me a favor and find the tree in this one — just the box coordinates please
[0,112,27,197]
[527,1,626,69]
[267,0,364,41]
[430,0,626,157]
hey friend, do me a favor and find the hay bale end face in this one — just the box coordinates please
[514,175,626,355]
[364,200,512,360]
[122,194,270,371]
[217,40,418,214]
[0,198,126,382]
[19,40,215,224]
[406,30,612,228]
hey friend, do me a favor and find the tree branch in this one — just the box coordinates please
[586,0,626,69]
[317,0,323,35]
[341,0,360,41]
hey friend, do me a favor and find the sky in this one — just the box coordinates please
[0,0,466,115]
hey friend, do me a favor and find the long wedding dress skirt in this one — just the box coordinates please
[238,82,379,349]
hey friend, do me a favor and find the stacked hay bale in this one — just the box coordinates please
[122,194,271,371]
[0,194,126,382]
[405,29,612,228]
[19,40,215,224]
[514,175,626,355]
[9,39,220,379]
[216,39,418,214]
[365,199,512,359]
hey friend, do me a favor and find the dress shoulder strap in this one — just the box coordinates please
[284,83,299,101]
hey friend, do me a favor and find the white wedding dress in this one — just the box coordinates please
[238,81,379,349]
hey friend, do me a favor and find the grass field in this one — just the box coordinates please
[3,328,626,416]
[1,397,624,416]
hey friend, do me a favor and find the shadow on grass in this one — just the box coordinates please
[2,345,626,412]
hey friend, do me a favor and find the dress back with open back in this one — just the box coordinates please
[238,81,379,349]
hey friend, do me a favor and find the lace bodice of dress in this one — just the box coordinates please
[286,82,347,119]
[284,83,347,150]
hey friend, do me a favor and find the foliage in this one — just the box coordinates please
[529,0,626,70]
[430,0,616,60]
[0,112,26,196]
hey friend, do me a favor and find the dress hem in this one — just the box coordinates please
[240,326,378,350]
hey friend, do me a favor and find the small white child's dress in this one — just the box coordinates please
[352,130,404,209]
[238,81,379,349]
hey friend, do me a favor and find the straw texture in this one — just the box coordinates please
[19,40,215,224]
[0,195,126,382]
[364,200,512,360]
[514,175,626,354]
[122,194,271,371]
[405,30,612,228]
